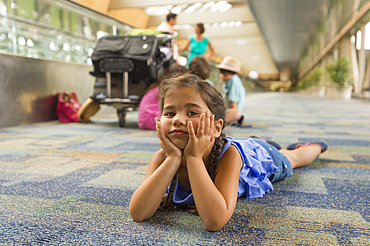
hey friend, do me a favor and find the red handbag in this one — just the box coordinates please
[56,92,81,122]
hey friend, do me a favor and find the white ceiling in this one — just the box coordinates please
[109,0,280,79]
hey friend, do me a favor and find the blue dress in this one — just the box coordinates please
[172,137,278,206]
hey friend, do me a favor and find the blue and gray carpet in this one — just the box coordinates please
[1,92,370,245]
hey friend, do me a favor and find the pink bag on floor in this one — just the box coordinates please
[57,92,81,122]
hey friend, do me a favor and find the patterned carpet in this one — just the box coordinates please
[1,92,370,245]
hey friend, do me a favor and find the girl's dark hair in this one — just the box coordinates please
[166,63,188,77]
[189,57,211,80]
[145,63,187,93]
[158,73,227,213]
[196,23,205,34]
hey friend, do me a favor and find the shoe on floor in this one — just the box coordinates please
[286,140,328,153]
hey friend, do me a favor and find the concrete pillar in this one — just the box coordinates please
[333,46,339,60]
[330,7,337,39]
[350,36,360,93]
[363,55,370,90]
[352,0,361,18]
[339,36,350,57]
[358,23,366,94]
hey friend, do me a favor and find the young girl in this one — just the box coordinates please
[129,73,328,231]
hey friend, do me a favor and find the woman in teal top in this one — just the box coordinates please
[179,23,215,66]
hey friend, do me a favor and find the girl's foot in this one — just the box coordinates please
[286,140,328,153]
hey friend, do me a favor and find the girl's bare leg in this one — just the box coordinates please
[279,146,322,169]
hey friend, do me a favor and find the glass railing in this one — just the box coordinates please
[0,0,132,64]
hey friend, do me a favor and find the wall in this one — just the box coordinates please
[0,53,95,128]
[69,0,149,29]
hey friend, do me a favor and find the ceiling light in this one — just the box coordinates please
[228,21,235,27]
[211,1,231,12]
[235,21,242,27]
[144,7,155,15]
[211,22,220,28]
[198,2,213,13]
[184,5,195,13]
[193,3,203,9]
[171,4,189,14]
[210,2,221,12]
[220,21,228,28]
[191,2,203,13]
[249,70,259,80]
[160,6,169,15]
[171,6,181,14]
[219,3,232,12]
[145,6,166,16]
[202,2,215,9]
[163,5,173,10]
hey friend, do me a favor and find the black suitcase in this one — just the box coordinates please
[90,35,165,79]
[88,34,174,127]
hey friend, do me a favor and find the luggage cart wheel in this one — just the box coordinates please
[117,109,126,127]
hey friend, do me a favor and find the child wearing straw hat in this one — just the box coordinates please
[216,56,247,126]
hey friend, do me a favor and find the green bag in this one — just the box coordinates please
[124,28,163,36]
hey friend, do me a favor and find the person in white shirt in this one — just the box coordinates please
[157,13,180,64]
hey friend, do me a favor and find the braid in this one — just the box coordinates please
[206,133,227,181]
[157,133,226,214]
[157,73,228,215]
[185,133,226,214]
[158,175,177,211]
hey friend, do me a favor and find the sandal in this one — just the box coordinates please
[286,140,328,153]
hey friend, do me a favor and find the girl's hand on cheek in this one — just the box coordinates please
[155,118,182,158]
[184,111,215,158]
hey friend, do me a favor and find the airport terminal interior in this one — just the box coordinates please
[1,0,370,244]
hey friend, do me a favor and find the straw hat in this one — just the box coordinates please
[216,56,242,73]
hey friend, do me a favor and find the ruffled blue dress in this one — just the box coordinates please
[172,137,278,206]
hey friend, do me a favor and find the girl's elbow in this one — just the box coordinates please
[130,210,150,222]
[204,221,226,232]
[129,205,151,222]
[203,217,229,232]
[131,215,145,222]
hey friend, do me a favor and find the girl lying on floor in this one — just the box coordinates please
[129,73,328,231]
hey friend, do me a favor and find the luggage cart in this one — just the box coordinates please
[89,32,177,127]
